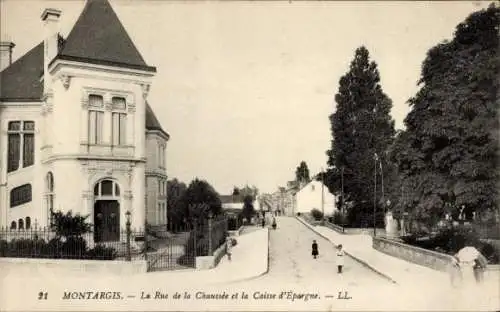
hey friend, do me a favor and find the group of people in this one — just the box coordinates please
[449,255,486,288]
[311,240,345,273]
[261,216,277,230]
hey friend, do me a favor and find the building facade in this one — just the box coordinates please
[0,0,169,242]
[294,180,338,216]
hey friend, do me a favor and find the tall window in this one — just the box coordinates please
[7,121,35,172]
[112,97,127,146]
[25,217,31,230]
[158,144,166,168]
[10,184,32,207]
[46,172,54,225]
[18,219,24,230]
[88,94,104,145]
[10,221,16,230]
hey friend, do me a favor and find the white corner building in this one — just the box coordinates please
[294,180,338,216]
[0,0,169,242]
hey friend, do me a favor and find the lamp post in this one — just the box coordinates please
[341,166,345,233]
[374,153,378,237]
[321,168,325,225]
[125,211,132,261]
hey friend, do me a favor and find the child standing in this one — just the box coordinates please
[336,244,345,273]
[226,237,233,261]
[312,240,319,259]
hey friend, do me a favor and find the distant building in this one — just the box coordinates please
[294,180,338,216]
[220,194,259,216]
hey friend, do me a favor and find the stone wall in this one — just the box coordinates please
[195,243,226,270]
[373,236,454,272]
[0,258,147,276]
[228,225,244,237]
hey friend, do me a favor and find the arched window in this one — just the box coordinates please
[10,221,16,230]
[94,179,120,199]
[18,219,24,230]
[25,217,31,229]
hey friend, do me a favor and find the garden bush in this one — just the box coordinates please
[310,209,324,221]
[401,226,499,264]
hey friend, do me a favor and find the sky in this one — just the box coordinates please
[0,0,490,194]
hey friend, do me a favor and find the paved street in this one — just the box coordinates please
[233,217,389,288]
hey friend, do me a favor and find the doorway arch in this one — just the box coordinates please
[93,179,121,242]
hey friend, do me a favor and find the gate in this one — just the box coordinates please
[145,216,227,272]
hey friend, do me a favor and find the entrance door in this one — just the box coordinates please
[94,200,120,242]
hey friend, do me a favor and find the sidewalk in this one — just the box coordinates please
[0,227,270,288]
[111,227,270,287]
[296,216,500,309]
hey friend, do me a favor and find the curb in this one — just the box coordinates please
[295,217,398,285]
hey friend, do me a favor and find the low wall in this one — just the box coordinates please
[373,237,454,272]
[324,221,387,236]
[227,225,244,237]
[195,243,226,270]
[0,258,147,276]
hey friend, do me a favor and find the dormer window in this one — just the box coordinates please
[88,94,104,145]
[111,96,127,146]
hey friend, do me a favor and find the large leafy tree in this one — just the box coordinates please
[166,178,188,229]
[390,4,499,225]
[182,178,222,221]
[295,161,311,184]
[326,46,395,226]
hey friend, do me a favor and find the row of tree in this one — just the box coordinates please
[325,4,499,228]
[167,178,223,229]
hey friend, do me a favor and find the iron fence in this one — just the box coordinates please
[0,216,229,271]
[0,227,145,260]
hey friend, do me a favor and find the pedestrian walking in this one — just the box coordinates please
[312,240,319,259]
[473,258,485,284]
[336,244,345,273]
[226,237,233,261]
[448,255,462,288]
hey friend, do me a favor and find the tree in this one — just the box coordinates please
[295,161,311,184]
[390,4,499,226]
[232,187,240,196]
[182,178,222,221]
[167,178,188,229]
[241,195,256,220]
[239,185,258,200]
[325,46,396,226]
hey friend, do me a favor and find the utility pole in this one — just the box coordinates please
[321,168,325,224]
[341,166,345,233]
[379,158,384,215]
[374,153,378,237]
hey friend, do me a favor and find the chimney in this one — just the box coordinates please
[0,41,15,72]
[41,8,61,93]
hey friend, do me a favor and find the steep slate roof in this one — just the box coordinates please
[0,0,166,135]
[55,0,156,72]
[0,43,44,101]
[146,102,169,138]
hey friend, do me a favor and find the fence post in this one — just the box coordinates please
[125,211,131,261]
[193,220,197,259]
[208,213,213,256]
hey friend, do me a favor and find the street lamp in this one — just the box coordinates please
[321,168,325,224]
[341,166,345,233]
[373,153,378,237]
